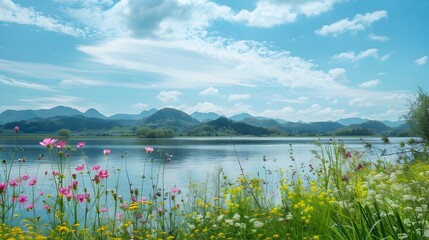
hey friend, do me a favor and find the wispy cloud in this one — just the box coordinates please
[415,56,427,65]
[272,96,308,104]
[132,103,148,109]
[233,0,342,27]
[315,10,387,36]
[157,90,182,103]
[0,75,55,92]
[199,87,219,95]
[19,95,86,111]
[0,0,84,37]
[228,94,250,101]
[332,48,379,62]
[173,102,253,117]
[359,79,380,88]
[368,34,389,42]
[348,97,374,107]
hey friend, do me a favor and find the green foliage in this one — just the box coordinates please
[335,127,374,136]
[135,127,175,138]
[57,128,71,139]
[405,87,429,143]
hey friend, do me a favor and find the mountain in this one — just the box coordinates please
[109,109,157,120]
[0,106,82,124]
[230,113,254,121]
[3,115,119,133]
[191,112,222,122]
[188,117,272,136]
[84,108,106,119]
[337,117,368,126]
[137,108,200,132]
[281,121,345,134]
[382,120,407,128]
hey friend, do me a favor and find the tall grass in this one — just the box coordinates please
[0,129,428,239]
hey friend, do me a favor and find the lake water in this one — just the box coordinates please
[0,136,407,197]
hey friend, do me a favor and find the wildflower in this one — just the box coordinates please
[57,141,67,148]
[171,187,180,195]
[356,164,364,170]
[0,182,6,193]
[103,149,111,155]
[253,220,264,228]
[39,138,58,148]
[116,213,123,219]
[92,165,100,171]
[43,205,51,212]
[157,207,163,215]
[345,151,352,158]
[39,191,44,196]
[77,142,86,148]
[8,179,19,187]
[21,174,30,181]
[18,194,28,204]
[99,208,108,213]
[59,187,70,196]
[14,126,19,133]
[52,171,60,176]
[76,193,89,203]
[97,169,110,179]
[75,164,85,172]
[145,147,154,154]
[28,177,38,186]
[72,180,79,190]
[25,203,34,211]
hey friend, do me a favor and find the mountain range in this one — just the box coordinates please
[0,106,409,137]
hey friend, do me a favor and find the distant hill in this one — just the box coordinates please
[3,115,119,133]
[84,108,106,119]
[337,117,368,126]
[188,117,271,136]
[335,120,393,136]
[281,121,345,135]
[0,106,82,124]
[230,113,254,121]
[109,109,157,120]
[137,108,200,132]
[191,112,222,122]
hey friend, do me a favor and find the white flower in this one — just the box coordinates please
[217,215,224,222]
[253,220,264,228]
[232,213,241,221]
[225,219,234,225]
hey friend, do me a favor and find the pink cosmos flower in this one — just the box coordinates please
[59,187,70,196]
[0,182,6,193]
[99,208,108,213]
[76,193,89,203]
[116,213,123,219]
[21,174,30,181]
[39,138,58,148]
[8,179,18,187]
[345,151,352,158]
[77,142,86,148]
[43,205,51,212]
[39,191,44,196]
[103,149,111,156]
[18,194,28,204]
[171,187,180,195]
[97,169,110,179]
[57,141,67,148]
[25,203,34,211]
[28,177,38,187]
[52,171,60,176]
[157,208,163,215]
[14,126,19,133]
[145,147,154,154]
[75,164,85,171]
[91,165,100,171]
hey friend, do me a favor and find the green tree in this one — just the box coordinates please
[58,128,71,139]
[405,87,429,142]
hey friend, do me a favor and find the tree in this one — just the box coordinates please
[404,87,429,143]
[58,128,71,139]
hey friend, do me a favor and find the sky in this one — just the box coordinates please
[0,0,428,122]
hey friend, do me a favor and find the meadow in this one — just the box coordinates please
[0,128,428,240]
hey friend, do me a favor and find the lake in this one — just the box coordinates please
[0,136,407,198]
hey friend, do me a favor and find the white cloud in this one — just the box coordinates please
[233,0,341,27]
[359,79,380,88]
[315,10,387,36]
[272,96,308,104]
[157,90,182,103]
[19,95,87,111]
[0,0,84,37]
[173,102,252,117]
[332,48,379,62]
[368,108,406,121]
[199,87,219,95]
[260,107,296,119]
[132,103,148,109]
[348,97,374,107]
[368,34,389,42]
[0,75,55,92]
[228,94,250,101]
[415,56,427,65]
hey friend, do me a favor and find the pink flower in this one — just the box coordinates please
[345,151,352,158]
[8,179,18,187]
[52,171,60,176]
[0,183,6,193]
[57,141,67,148]
[25,203,34,211]
[18,194,28,204]
[145,147,154,154]
[97,170,110,179]
[157,207,163,215]
[39,138,58,148]
[91,165,100,171]
[72,180,78,190]
[99,208,108,213]
[76,193,89,203]
[43,205,51,212]
[14,126,19,133]
[356,164,364,170]
[103,149,111,156]
[39,191,44,196]
[116,213,123,219]
[77,142,86,148]
[75,164,85,172]
[28,177,38,187]
[171,187,180,195]
[21,174,30,181]
[59,187,70,196]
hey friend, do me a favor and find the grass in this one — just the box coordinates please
[0,131,428,239]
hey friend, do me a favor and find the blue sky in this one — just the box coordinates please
[0,0,428,122]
